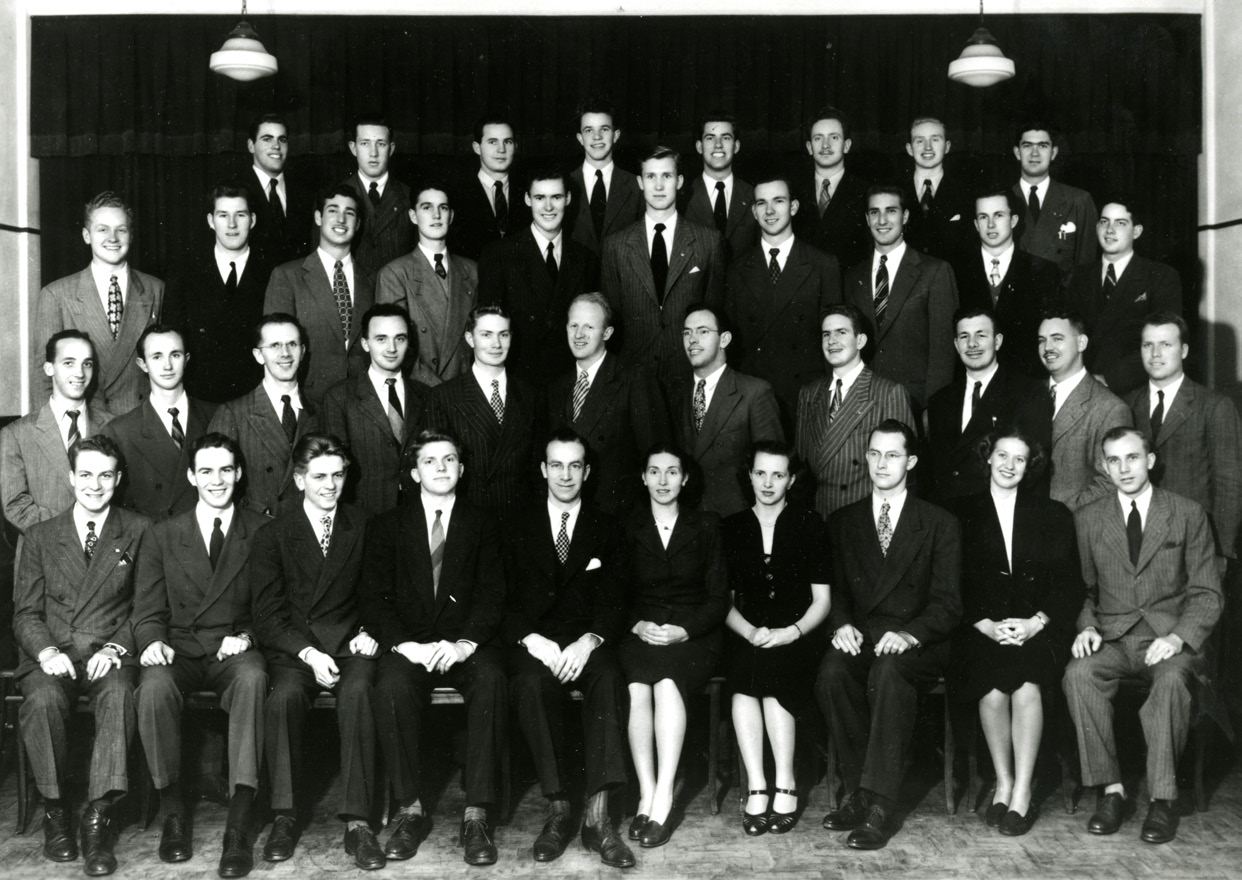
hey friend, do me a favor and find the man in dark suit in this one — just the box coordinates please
[264,184,375,404]
[957,189,1062,379]
[725,172,841,429]
[251,434,383,869]
[566,98,644,258]
[502,428,633,867]
[131,433,269,875]
[671,303,783,517]
[479,166,598,384]
[600,146,726,387]
[1064,427,1222,844]
[681,112,758,263]
[844,184,960,415]
[208,314,320,518]
[452,115,530,261]
[361,429,507,866]
[1012,121,1098,284]
[796,304,914,519]
[901,117,973,264]
[164,182,270,404]
[103,325,215,521]
[34,191,164,413]
[1066,198,1182,397]
[376,183,479,387]
[321,303,430,516]
[424,305,542,521]
[245,112,313,267]
[342,117,416,279]
[547,293,668,517]
[816,419,962,849]
[925,308,1041,502]
[14,435,149,875]
[793,106,870,270]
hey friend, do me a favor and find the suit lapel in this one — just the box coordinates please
[1052,379,1090,443]
[1136,491,1172,574]
[444,257,475,370]
[200,508,251,614]
[49,513,89,595]
[624,225,658,304]
[111,273,156,375]
[1155,381,1194,446]
[1102,497,1133,574]
[353,371,394,438]
[319,508,361,606]
[817,369,877,474]
[67,271,115,351]
[574,355,624,436]
[34,404,70,477]
[604,171,635,233]
[290,512,327,600]
[434,504,471,618]
[694,368,742,459]
[135,400,182,483]
[878,249,922,340]
[560,510,597,583]
[74,512,135,616]
[726,183,752,239]
[176,513,215,603]
[869,500,925,610]
[664,221,695,292]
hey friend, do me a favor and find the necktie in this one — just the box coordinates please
[269,177,285,224]
[107,275,123,339]
[692,378,707,433]
[1150,389,1165,440]
[320,515,332,556]
[967,380,982,428]
[281,394,297,444]
[209,517,224,570]
[225,261,238,297]
[84,520,98,562]
[66,409,81,452]
[818,178,832,217]
[768,248,781,284]
[877,501,893,556]
[545,241,558,283]
[713,180,728,234]
[430,509,445,594]
[1049,382,1058,413]
[1028,185,1041,223]
[874,254,890,327]
[490,379,504,424]
[386,378,405,442]
[555,511,570,565]
[829,378,843,420]
[572,370,589,421]
[1127,500,1142,566]
[989,258,1002,290]
[434,253,447,280]
[169,406,184,448]
[1104,262,1117,300]
[651,223,668,303]
[920,179,934,214]
[493,180,509,235]
[332,260,353,346]
[590,169,607,239]
[368,180,381,210]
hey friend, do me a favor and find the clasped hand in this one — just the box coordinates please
[832,624,912,656]
[397,640,472,672]
[524,633,596,683]
[749,626,799,648]
[979,617,1043,646]
[633,621,689,646]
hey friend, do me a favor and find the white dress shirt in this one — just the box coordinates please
[49,396,90,449]
[90,261,129,312]
[702,172,733,211]
[990,489,1017,571]
[814,166,846,200]
[692,362,729,414]
[548,499,582,544]
[574,350,608,389]
[1102,250,1136,284]
[316,248,357,307]
[73,503,111,551]
[358,171,389,199]
[762,234,796,271]
[872,489,908,533]
[368,365,405,417]
[478,168,510,213]
[214,245,251,286]
[418,242,449,277]
[420,492,456,542]
[982,243,1016,285]
[913,168,945,198]
[831,357,867,397]
[1022,176,1051,208]
[582,161,614,199]
[1149,372,1185,415]
[152,390,189,441]
[961,363,1000,432]
[261,378,303,421]
[1118,483,1154,529]
[1050,367,1088,418]
[252,166,286,212]
[645,213,678,256]
[472,364,507,406]
[303,501,336,548]
[195,502,235,555]
[531,225,563,268]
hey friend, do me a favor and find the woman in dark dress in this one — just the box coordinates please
[949,431,1083,836]
[619,444,729,848]
[724,442,830,836]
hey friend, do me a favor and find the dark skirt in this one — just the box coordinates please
[618,630,722,700]
[948,628,1069,703]
[725,633,816,713]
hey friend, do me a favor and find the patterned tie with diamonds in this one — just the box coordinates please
[555,511,571,565]
[332,260,353,346]
[84,520,98,562]
[693,378,707,433]
[107,275,123,339]
[877,501,893,556]
[490,379,504,424]
[320,515,332,556]
[769,248,781,284]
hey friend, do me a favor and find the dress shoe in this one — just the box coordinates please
[262,815,298,862]
[998,807,1038,837]
[846,804,894,850]
[1140,799,1179,844]
[984,802,1008,827]
[533,812,574,862]
[823,789,869,831]
[159,813,192,862]
[639,818,673,848]
[42,806,78,862]
[80,805,117,876]
[627,814,649,841]
[461,814,498,866]
[344,826,386,870]
[742,789,770,836]
[582,819,636,868]
[383,813,427,861]
[218,825,254,878]
[768,788,800,835]
[1087,792,1128,835]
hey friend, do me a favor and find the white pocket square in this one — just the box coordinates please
[949,214,961,221]
[689,266,701,274]
[1135,292,1148,302]
[586,557,603,571]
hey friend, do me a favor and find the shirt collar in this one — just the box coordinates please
[913,168,944,192]
[872,488,908,524]
[576,350,608,384]
[644,212,677,240]
[358,170,389,193]
[303,500,336,531]
[1150,372,1185,406]
[530,223,563,251]
[833,357,867,387]
[1118,483,1154,524]
[694,360,728,392]
[1103,250,1136,282]
[472,363,507,397]
[547,498,582,535]
[815,165,846,187]
[90,261,128,293]
[421,491,456,522]
[195,501,235,537]
[478,167,509,189]
[417,241,448,268]
[73,503,110,539]
[261,377,302,416]
[966,361,1000,389]
[253,165,284,188]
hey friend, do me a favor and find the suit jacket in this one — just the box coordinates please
[547,352,670,517]
[1013,179,1098,283]
[131,505,267,658]
[247,173,314,268]
[671,367,784,518]
[682,176,758,263]
[844,247,960,409]
[252,503,369,659]
[478,227,599,383]
[34,267,165,413]
[724,237,841,424]
[359,496,505,648]
[341,173,416,280]
[793,169,870,269]
[1075,487,1222,652]
[623,507,729,637]
[501,502,628,647]
[163,249,270,404]
[567,165,644,257]
[320,371,430,516]
[375,250,478,387]
[827,494,962,647]
[795,368,914,519]
[102,396,216,520]
[207,387,320,517]
[902,172,974,264]
[1,401,113,533]
[263,253,377,403]
[1067,255,1183,397]
[13,506,150,679]
[1126,378,1242,559]
[451,172,531,261]
[600,217,725,383]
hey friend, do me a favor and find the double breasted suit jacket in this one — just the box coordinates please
[567,165,644,256]
[1013,178,1098,282]
[34,267,165,413]
[248,174,314,267]
[795,368,914,519]
[375,250,478,387]
[902,173,974,264]
[102,396,216,521]
[263,253,377,403]
[682,176,759,262]
[1028,374,1131,511]
[451,173,531,261]
[1126,378,1242,559]
[131,506,268,658]
[14,507,150,679]
[340,174,416,280]
[793,169,871,269]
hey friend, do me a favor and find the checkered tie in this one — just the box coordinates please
[84,520,98,562]
[572,370,589,421]
[877,501,893,556]
[107,275,123,339]
[693,378,707,433]
[320,515,332,556]
[490,380,504,424]
[768,248,781,283]
[332,260,352,347]
[555,511,570,565]
[874,255,890,327]
[430,510,445,595]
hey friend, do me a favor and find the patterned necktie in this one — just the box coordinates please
[877,501,893,556]
[320,515,332,556]
[430,509,445,594]
[269,177,285,224]
[1127,500,1142,566]
[920,179,934,214]
[555,511,570,565]
[434,253,447,280]
[493,180,509,235]
[651,223,668,303]
[1104,262,1118,300]
[818,178,832,216]
[66,409,81,452]
[209,517,224,570]
[226,261,238,297]
[168,407,184,449]
[989,258,1002,290]
[490,379,504,424]
[713,181,728,234]
[590,169,607,239]
[332,260,353,346]
[368,180,382,209]
[768,248,781,284]
[386,378,405,442]
[545,242,558,283]
[84,520,98,562]
[572,370,589,421]
[1048,382,1058,416]
[692,378,707,433]
[107,275,123,339]
[1028,185,1041,223]
[281,394,297,444]
[1150,389,1165,440]
[874,254,890,327]
[829,378,843,420]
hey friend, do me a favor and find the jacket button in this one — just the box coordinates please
[155,483,162,490]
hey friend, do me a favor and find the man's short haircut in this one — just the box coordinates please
[69,434,122,471]
[1039,308,1088,337]
[351,115,392,141]
[642,441,689,473]
[747,439,799,473]
[909,116,946,139]
[867,183,908,212]
[1101,425,1152,456]
[804,105,851,142]
[976,429,1048,484]
[253,312,307,350]
[465,304,510,334]
[315,182,361,215]
[526,164,569,192]
[576,96,618,128]
[207,181,254,214]
[1142,311,1190,346]
[1013,119,1060,149]
[412,181,453,209]
[189,431,242,469]
[569,292,613,329]
[247,111,288,143]
[360,302,413,337]
[1098,193,1145,228]
[974,187,1023,216]
[752,170,796,195]
[683,301,732,335]
[871,418,919,457]
[641,146,682,177]
[82,191,134,230]
[135,324,185,360]
[697,110,738,139]
[473,112,514,144]
[545,426,590,462]
[408,428,463,461]
[820,302,868,337]
[952,307,1000,335]
[45,329,95,364]
[292,432,353,474]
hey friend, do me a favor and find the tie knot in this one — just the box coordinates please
[87,520,96,531]
[992,258,1000,267]
[213,517,222,528]
[281,394,291,404]
[434,253,444,265]
[270,177,278,191]
[168,407,179,418]
[335,260,343,270]
[369,181,379,193]
[494,180,504,193]
[1157,389,1164,400]
[697,378,706,389]
[110,274,118,283]
[595,169,603,181]
[1131,500,1138,512]
[386,378,396,387]
[561,511,570,524]
[67,409,80,419]
[770,248,780,258]
[880,501,890,514]
[716,181,725,192]
[546,242,554,256]
[322,515,331,526]
[655,223,665,234]
[230,260,236,271]
[1030,185,1038,196]
[974,380,982,391]
[579,370,588,380]
[879,254,887,266]
[923,179,932,191]
[434,509,443,520]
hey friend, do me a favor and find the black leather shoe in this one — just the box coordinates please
[533,812,574,862]
[998,807,1038,837]
[1140,799,1179,844]
[627,814,649,841]
[582,819,636,868]
[383,814,427,861]
[742,789,770,836]
[42,806,78,862]
[159,813,192,862]
[217,825,254,878]
[262,815,297,862]
[846,804,893,850]
[639,818,672,848]
[823,789,869,831]
[344,826,386,870]
[1087,792,1127,835]
[984,802,1008,827]
[768,788,799,834]
[80,805,117,876]
[461,814,498,866]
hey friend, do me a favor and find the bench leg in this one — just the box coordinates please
[708,682,720,815]
[942,690,956,815]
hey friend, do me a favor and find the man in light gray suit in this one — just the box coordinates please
[1064,427,1222,845]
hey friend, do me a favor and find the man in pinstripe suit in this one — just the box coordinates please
[1064,427,1222,845]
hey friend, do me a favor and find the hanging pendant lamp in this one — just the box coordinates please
[948,0,1015,88]
[210,0,278,82]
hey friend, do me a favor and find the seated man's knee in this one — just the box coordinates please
[21,679,70,718]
